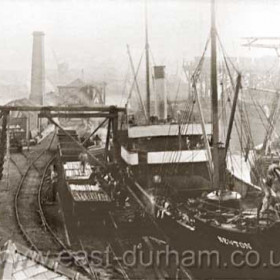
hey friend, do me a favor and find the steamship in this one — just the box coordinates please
[120,64,213,195]
[116,0,280,278]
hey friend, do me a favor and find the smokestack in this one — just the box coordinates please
[154,66,167,120]
[30,31,45,105]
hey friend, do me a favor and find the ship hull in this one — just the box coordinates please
[157,213,280,279]
[127,176,280,279]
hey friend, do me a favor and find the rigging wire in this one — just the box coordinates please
[249,92,271,136]
[219,33,279,177]
[126,45,148,122]
[119,64,131,107]
[217,35,246,149]
[166,34,211,175]
[215,33,264,186]
[157,64,195,175]
[169,76,182,117]
[125,49,145,113]
[169,82,197,170]
[247,90,277,178]
[150,48,156,67]
[163,35,212,177]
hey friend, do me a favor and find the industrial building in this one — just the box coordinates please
[57,78,106,107]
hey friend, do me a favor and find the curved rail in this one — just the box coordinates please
[37,156,67,249]
[14,132,56,251]
[14,149,48,252]
[13,133,99,279]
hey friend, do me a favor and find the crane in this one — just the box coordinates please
[242,37,280,57]
[52,49,69,84]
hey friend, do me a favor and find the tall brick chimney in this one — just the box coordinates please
[29,31,45,105]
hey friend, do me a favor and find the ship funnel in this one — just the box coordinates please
[29,31,45,105]
[154,66,167,120]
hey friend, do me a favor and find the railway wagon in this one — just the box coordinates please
[57,129,83,162]
[58,144,83,162]
[56,130,112,224]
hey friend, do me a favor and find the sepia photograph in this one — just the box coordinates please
[0,0,280,279]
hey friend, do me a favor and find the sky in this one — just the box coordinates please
[0,0,280,78]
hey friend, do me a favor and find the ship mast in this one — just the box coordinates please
[210,0,220,188]
[145,0,151,123]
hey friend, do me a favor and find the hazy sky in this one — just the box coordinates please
[0,0,280,77]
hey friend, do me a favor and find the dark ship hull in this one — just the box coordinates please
[159,212,280,279]
[125,174,280,279]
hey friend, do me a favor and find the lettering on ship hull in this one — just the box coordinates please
[217,236,252,250]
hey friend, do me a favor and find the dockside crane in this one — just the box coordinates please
[242,37,280,57]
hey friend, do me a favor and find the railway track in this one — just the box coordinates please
[13,134,61,253]
[37,156,68,249]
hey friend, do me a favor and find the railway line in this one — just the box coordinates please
[9,133,99,279]
[13,133,61,253]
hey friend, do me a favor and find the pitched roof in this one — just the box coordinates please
[0,240,89,280]
[5,98,38,119]
[5,98,37,107]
